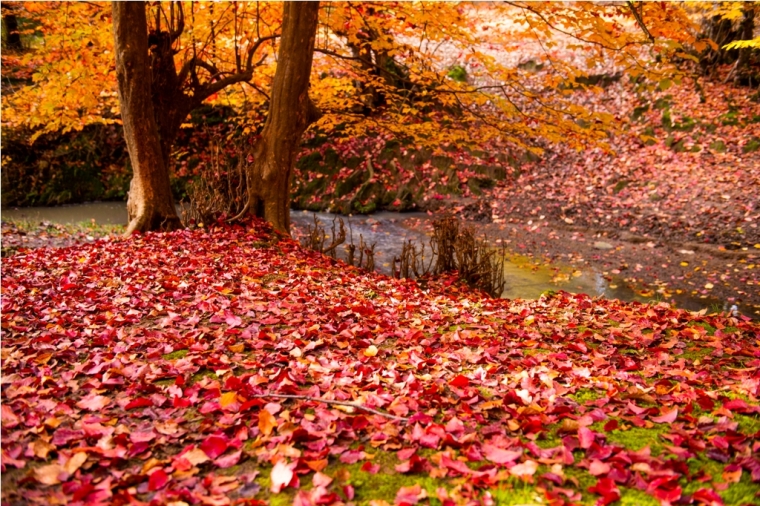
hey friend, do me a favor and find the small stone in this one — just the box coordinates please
[593,241,614,250]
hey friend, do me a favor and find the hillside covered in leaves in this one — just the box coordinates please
[2,220,759,505]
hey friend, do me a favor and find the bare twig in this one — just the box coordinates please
[251,393,408,421]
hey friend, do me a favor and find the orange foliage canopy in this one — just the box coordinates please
[2,2,705,153]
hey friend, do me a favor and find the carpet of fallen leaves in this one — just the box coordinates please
[490,78,760,250]
[2,220,760,506]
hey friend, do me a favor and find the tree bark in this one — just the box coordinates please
[245,2,321,235]
[2,8,23,51]
[112,1,182,234]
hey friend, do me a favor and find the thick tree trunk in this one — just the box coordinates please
[112,2,182,234]
[245,2,321,235]
[149,29,192,172]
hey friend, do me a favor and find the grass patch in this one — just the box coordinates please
[690,321,716,336]
[162,349,189,360]
[619,487,660,505]
[569,388,604,404]
[680,347,713,361]
[735,413,760,436]
[190,368,217,384]
[603,423,669,456]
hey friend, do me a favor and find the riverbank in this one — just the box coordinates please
[2,218,759,505]
[3,201,759,318]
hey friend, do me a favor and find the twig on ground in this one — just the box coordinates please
[251,393,408,421]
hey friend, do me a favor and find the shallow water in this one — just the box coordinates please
[2,202,749,316]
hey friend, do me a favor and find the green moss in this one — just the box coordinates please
[631,105,649,122]
[619,488,659,505]
[490,484,546,505]
[680,346,713,361]
[682,458,760,505]
[252,451,454,505]
[604,424,668,456]
[673,116,696,132]
[735,413,760,436]
[613,180,630,194]
[690,321,716,336]
[569,388,603,404]
[162,349,189,360]
[564,467,597,502]
[720,475,760,506]
[742,137,760,153]
[720,111,739,126]
[190,368,217,384]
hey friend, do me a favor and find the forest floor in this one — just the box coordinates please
[2,219,759,505]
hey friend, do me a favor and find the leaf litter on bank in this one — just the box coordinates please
[1,219,759,505]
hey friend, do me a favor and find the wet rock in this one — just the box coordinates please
[593,241,614,250]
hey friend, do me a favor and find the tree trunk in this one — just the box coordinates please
[730,6,756,84]
[2,9,23,51]
[245,2,321,235]
[112,1,182,234]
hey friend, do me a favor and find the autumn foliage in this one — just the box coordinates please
[2,219,760,504]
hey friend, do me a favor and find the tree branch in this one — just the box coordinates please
[627,1,654,43]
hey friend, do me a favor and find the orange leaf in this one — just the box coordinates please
[258,409,277,436]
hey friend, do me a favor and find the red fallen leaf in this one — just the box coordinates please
[148,468,169,491]
[651,407,678,424]
[603,419,619,432]
[449,375,469,388]
[588,477,620,505]
[125,397,153,410]
[692,488,724,505]
[361,461,380,474]
[200,435,228,459]
[482,444,522,464]
[723,399,748,412]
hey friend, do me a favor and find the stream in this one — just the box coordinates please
[2,202,747,316]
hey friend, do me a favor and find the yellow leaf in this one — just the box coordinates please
[364,345,378,357]
[228,343,245,354]
[258,409,277,436]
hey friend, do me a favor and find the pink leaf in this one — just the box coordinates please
[651,407,678,424]
[76,394,111,412]
[225,313,242,328]
[482,444,522,465]
[589,459,611,476]
[214,449,242,469]
[395,484,427,505]
[578,427,596,449]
